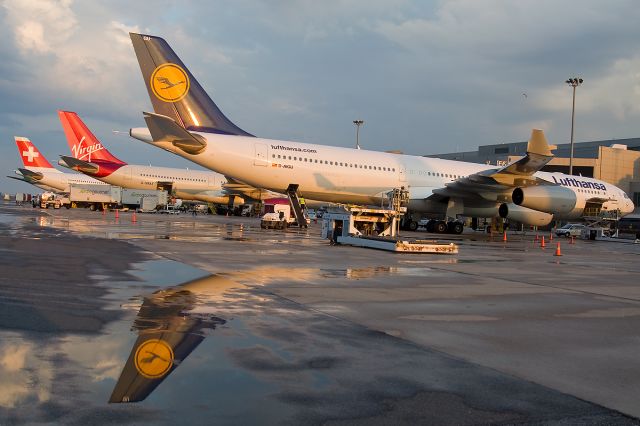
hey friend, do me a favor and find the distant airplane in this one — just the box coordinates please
[128,33,634,231]
[57,111,254,205]
[9,136,105,192]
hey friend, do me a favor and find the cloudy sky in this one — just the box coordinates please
[1,0,639,193]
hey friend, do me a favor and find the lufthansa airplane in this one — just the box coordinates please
[58,111,252,205]
[128,33,634,232]
[9,136,105,192]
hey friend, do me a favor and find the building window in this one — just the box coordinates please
[494,147,509,154]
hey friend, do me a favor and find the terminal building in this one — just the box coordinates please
[428,137,640,211]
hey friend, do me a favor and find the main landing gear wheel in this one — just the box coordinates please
[426,220,435,233]
[408,220,418,231]
[448,221,464,234]
[435,221,448,233]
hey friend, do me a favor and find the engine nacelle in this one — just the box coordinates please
[499,203,553,226]
[512,185,577,214]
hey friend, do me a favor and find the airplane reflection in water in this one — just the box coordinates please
[110,274,244,403]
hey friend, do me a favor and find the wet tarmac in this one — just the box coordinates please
[1,202,639,425]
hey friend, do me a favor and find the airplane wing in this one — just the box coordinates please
[143,112,207,155]
[59,156,99,174]
[431,129,555,203]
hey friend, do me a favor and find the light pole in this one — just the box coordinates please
[353,120,364,149]
[565,77,583,175]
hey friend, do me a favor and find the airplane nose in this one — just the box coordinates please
[624,199,635,215]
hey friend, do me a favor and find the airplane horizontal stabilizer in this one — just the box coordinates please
[143,112,207,155]
[7,175,33,183]
[59,156,100,174]
[17,168,43,181]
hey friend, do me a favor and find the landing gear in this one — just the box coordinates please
[425,220,435,233]
[425,219,463,234]
[407,220,419,231]
[448,221,464,235]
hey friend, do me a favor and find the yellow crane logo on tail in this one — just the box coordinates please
[134,339,174,379]
[150,63,190,102]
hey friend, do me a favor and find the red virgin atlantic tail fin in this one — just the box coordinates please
[58,111,126,165]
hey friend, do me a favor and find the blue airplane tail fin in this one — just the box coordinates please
[130,33,252,137]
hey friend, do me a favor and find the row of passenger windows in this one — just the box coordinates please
[430,172,464,179]
[577,188,603,195]
[140,173,207,183]
[272,154,396,172]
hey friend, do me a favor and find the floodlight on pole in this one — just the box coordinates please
[353,120,364,150]
[565,77,583,175]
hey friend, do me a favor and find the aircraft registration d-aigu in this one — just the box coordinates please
[57,110,261,205]
[9,136,106,193]
[128,33,635,232]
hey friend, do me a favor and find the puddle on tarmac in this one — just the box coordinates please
[30,213,321,247]
[3,256,460,424]
[0,251,523,423]
[0,257,299,423]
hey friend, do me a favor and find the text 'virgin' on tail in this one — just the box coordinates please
[129,32,253,137]
[14,136,54,168]
[58,111,126,165]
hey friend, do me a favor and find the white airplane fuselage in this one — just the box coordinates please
[89,164,232,204]
[19,167,107,192]
[142,132,635,220]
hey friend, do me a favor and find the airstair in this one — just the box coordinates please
[286,184,308,228]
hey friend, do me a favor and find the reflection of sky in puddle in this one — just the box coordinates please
[320,266,439,279]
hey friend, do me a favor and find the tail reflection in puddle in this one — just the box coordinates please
[110,274,243,403]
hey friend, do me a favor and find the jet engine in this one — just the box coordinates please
[499,203,553,226]
[512,185,576,214]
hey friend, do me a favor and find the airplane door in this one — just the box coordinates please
[399,165,407,182]
[254,143,268,166]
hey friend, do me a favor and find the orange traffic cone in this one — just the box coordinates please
[554,242,562,256]
[132,211,137,223]
[540,235,546,248]
[115,209,119,219]
[503,231,507,242]
[549,232,554,241]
